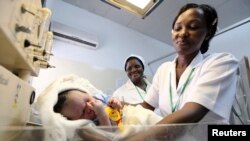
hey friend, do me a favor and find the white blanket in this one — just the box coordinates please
[36,74,162,141]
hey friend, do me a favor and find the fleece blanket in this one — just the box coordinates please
[36,74,162,141]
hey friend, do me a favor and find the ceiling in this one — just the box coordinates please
[61,0,250,46]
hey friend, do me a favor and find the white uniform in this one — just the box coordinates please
[144,52,238,123]
[113,79,151,105]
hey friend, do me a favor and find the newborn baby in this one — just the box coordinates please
[53,89,122,126]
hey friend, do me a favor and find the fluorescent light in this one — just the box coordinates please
[126,0,151,9]
[102,0,163,18]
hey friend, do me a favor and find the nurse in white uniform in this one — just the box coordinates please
[113,55,151,105]
[125,3,238,141]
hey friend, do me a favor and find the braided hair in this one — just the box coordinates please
[172,3,218,54]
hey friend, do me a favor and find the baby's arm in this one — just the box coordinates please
[87,99,111,126]
[107,97,123,110]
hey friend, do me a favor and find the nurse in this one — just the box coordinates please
[126,3,238,140]
[112,54,151,105]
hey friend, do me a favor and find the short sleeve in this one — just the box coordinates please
[186,53,238,119]
[144,64,164,108]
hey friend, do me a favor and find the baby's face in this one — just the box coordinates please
[61,90,96,120]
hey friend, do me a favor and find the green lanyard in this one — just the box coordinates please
[169,68,195,113]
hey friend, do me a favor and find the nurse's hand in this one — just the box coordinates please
[107,97,123,110]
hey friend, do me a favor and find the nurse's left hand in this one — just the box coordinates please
[107,97,123,110]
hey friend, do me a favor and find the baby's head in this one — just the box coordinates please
[54,89,96,120]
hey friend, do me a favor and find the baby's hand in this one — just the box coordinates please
[87,99,105,114]
[87,99,111,126]
[107,97,123,110]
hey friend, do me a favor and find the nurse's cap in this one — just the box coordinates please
[124,54,145,71]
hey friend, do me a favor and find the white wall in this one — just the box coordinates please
[32,1,173,96]
[50,1,174,75]
[44,0,55,9]
[32,55,128,96]
[210,18,250,60]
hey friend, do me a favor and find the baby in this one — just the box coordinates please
[53,89,122,126]
[37,74,162,141]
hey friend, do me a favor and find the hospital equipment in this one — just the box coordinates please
[0,0,53,140]
[0,0,53,78]
[0,66,35,140]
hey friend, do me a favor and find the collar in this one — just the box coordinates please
[171,52,204,91]
[172,51,204,69]
[125,78,150,90]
